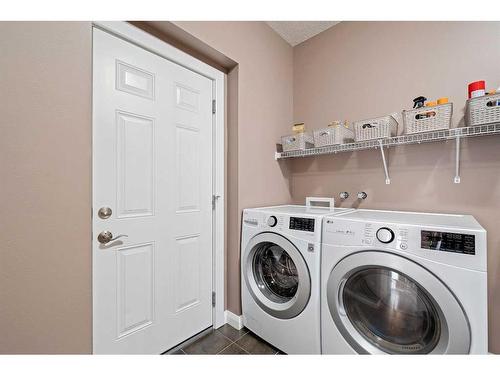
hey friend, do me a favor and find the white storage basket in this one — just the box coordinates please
[313,125,354,147]
[281,132,314,152]
[353,115,398,141]
[403,103,452,134]
[466,94,500,126]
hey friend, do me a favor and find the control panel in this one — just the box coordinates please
[322,217,486,271]
[325,220,479,255]
[289,217,315,232]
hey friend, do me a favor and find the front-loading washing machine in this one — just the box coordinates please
[321,209,488,354]
[241,203,353,354]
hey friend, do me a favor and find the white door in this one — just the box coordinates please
[93,28,214,354]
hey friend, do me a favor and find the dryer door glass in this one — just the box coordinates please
[252,242,299,303]
[342,267,441,354]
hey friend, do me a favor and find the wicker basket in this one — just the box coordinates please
[281,132,314,152]
[466,93,500,126]
[353,115,398,141]
[403,103,452,134]
[313,125,354,147]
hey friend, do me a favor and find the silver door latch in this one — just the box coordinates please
[97,231,128,244]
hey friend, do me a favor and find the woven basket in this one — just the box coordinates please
[466,93,500,126]
[281,132,314,152]
[353,115,398,141]
[313,125,354,147]
[403,103,452,134]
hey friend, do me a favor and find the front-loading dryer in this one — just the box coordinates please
[241,204,352,354]
[321,209,488,354]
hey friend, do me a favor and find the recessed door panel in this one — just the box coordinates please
[116,111,155,218]
[117,243,155,337]
[175,83,199,113]
[175,125,200,213]
[116,60,155,100]
[174,235,201,312]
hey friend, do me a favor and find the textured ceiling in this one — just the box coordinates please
[266,21,340,46]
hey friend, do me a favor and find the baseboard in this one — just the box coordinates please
[224,310,243,330]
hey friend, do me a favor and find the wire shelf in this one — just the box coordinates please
[276,122,500,160]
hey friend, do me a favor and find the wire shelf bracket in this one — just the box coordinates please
[454,135,461,184]
[378,140,391,185]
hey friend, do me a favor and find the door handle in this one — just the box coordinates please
[338,279,347,317]
[97,231,128,244]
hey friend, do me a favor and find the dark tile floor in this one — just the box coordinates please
[169,324,284,355]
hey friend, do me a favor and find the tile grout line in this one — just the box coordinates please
[215,327,251,354]
[216,340,234,354]
[232,342,250,354]
[218,331,248,353]
[217,327,250,345]
[216,341,250,355]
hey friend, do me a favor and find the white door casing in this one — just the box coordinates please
[92,25,224,354]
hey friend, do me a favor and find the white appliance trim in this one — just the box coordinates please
[91,21,226,340]
[224,310,243,330]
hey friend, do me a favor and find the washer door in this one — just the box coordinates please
[243,232,311,319]
[327,251,471,354]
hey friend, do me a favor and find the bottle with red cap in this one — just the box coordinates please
[468,81,486,99]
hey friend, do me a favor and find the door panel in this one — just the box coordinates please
[93,28,213,354]
[175,125,200,212]
[174,235,202,312]
[116,111,155,218]
[117,243,155,337]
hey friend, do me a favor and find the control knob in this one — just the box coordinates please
[376,227,395,244]
[267,215,278,227]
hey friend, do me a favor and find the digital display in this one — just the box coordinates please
[421,231,475,255]
[289,217,315,232]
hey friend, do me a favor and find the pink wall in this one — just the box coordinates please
[0,22,92,353]
[291,21,500,353]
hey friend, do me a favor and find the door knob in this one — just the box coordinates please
[97,231,128,244]
[98,207,112,219]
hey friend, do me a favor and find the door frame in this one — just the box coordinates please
[91,21,226,351]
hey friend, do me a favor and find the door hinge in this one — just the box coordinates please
[212,99,216,114]
[212,194,220,210]
[212,291,216,307]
